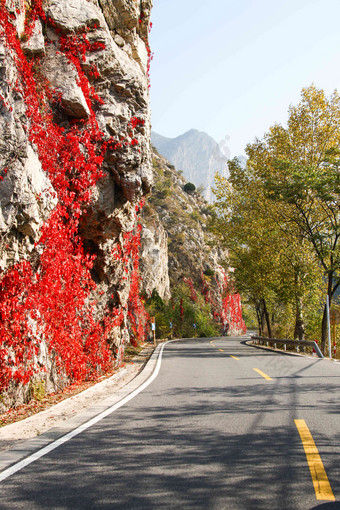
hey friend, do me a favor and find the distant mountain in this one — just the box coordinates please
[151,129,229,202]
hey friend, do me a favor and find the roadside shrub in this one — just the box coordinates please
[183,182,196,194]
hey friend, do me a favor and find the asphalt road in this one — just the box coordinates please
[0,336,339,510]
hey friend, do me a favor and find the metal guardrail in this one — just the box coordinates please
[250,335,324,359]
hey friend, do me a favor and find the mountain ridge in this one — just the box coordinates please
[151,129,229,202]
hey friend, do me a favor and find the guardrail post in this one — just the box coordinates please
[312,341,324,359]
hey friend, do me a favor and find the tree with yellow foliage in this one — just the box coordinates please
[213,158,321,341]
[214,85,340,351]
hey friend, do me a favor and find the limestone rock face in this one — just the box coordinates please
[43,47,91,118]
[0,0,153,410]
[140,222,171,300]
[97,0,151,73]
[0,38,57,269]
[46,0,106,33]
[21,19,45,57]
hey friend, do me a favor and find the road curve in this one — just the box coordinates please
[0,336,339,510]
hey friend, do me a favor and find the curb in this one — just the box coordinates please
[0,342,164,476]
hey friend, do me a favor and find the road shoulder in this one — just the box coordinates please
[0,343,161,472]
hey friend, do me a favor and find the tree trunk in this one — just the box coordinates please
[262,298,272,338]
[294,296,305,341]
[255,300,263,336]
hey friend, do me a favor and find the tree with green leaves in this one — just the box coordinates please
[144,285,220,340]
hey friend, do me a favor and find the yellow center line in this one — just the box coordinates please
[253,368,272,381]
[210,342,239,360]
[295,419,335,501]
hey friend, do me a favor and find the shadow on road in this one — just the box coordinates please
[309,504,340,510]
[1,389,339,509]
[0,337,338,509]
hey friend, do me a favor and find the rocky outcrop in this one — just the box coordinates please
[144,150,227,290]
[0,143,57,269]
[46,0,106,34]
[140,220,170,300]
[21,19,45,57]
[0,0,153,411]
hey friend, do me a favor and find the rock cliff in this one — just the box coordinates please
[141,149,246,339]
[0,0,153,410]
[0,0,245,413]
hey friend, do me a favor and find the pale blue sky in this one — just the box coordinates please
[150,0,340,157]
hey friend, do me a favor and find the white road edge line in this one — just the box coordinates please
[0,340,173,483]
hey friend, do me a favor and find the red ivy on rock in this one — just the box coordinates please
[200,269,246,335]
[183,277,198,303]
[125,211,150,346]
[0,1,148,393]
[219,271,246,335]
